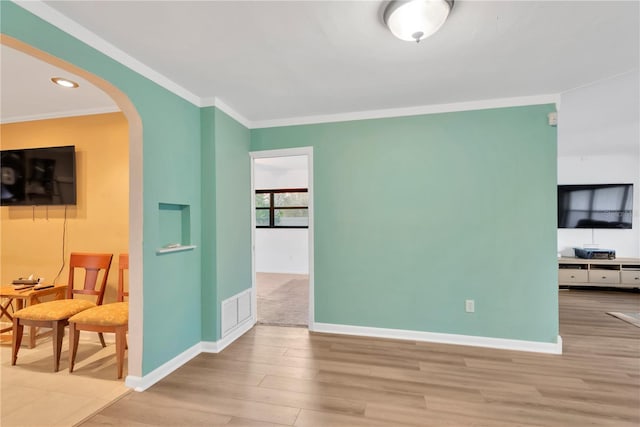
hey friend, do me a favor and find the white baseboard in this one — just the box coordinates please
[202,317,255,353]
[124,319,562,393]
[313,322,563,355]
[125,318,255,392]
[125,341,202,392]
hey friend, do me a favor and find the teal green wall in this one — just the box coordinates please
[200,107,251,342]
[213,109,252,339]
[252,105,559,343]
[1,3,202,373]
[3,2,558,376]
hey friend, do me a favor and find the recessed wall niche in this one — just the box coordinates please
[156,202,195,254]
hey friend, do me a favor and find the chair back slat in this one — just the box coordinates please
[118,253,129,302]
[83,269,99,290]
[66,253,113,306]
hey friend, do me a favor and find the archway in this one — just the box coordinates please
[1,34,143,378]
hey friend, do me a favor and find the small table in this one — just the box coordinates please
[0,284,67,348]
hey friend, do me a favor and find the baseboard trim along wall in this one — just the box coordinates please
[126,299,562,391]
[126,317,256,392]
[201,317,256,354]
[313,322,563,355]
[125,341,202,392]
[126,288,256,391]
[126,321,561,392]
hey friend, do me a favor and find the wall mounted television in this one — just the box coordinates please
[558,184,633,229]
[1,145,77,206]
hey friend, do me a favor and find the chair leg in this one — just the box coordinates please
[11,319,24,366]
[69,323,80,373]
[53,321,66,372]
[28,325,37,349]
[115,327,126,379]
[98,332,106,348]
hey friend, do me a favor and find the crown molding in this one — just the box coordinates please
[208,97,253,129]
[561,68,639,97]
[13,0,201,106]
[0,106,121,124]
[250,94,560,129]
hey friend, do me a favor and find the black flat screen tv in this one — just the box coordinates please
[558,184,633,229]
[1,145,77,206]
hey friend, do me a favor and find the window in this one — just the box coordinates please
[256,188,308,228]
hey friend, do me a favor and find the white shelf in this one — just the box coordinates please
[156,245,197,255]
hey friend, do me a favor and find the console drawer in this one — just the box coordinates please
[621,271,640,285]
[588,271,620,284]
[559,269,588,283]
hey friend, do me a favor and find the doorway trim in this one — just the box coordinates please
[249,147,315,330]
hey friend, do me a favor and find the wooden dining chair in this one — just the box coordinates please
[69,253,129,379]
[12,253,113,372]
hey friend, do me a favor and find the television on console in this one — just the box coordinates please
[1,145,77,206]
[558,184,633,229]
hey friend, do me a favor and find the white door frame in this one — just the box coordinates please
[249,147,315,330]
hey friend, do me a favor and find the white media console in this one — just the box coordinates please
[558,257,640,289]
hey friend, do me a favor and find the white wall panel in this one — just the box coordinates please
[255,228,309,274]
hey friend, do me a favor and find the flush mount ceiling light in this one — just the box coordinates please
[51,77,79,88]
[384,0,454,43]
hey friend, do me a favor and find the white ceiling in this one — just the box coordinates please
[2,1,639,127]
[0,45,118,123]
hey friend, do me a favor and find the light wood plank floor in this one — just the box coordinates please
[81,289,640,426]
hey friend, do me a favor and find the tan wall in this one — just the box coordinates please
[1,112,128,303]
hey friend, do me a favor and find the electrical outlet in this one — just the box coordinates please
[465,299,475,313]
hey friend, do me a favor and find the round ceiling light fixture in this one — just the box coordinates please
[384,0,454,43]
[51,77,79,88]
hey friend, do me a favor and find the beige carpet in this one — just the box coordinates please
[607,312,640,327]
[257,273,308,326]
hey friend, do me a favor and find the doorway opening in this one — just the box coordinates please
[250,148,314,329]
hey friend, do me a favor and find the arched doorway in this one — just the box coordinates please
[1,35,143,380]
